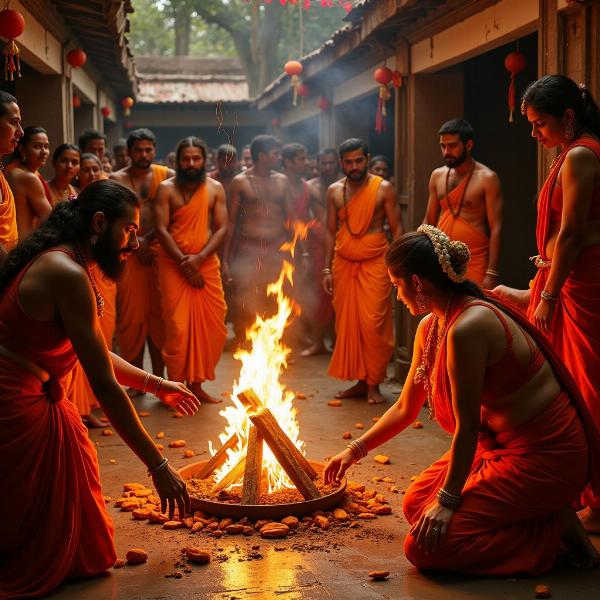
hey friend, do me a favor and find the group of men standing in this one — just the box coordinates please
[0,107,504,412]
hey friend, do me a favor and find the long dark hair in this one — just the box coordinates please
[0,179,139,293]
[385,231,485,299]
[521,74,600,139]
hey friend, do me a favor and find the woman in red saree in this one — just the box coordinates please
[0,180,200,599]
[324,227,600,575]
[495,75,600,532]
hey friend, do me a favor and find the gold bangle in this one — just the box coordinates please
[141,372,151,394]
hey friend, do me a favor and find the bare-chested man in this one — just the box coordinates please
[423,119,503,288]
[154,136,228,404]
[6,126,52,239]
[111,128,173,391]
[223,135,302,344]
[324,138,402,405]
[208,143,238,211]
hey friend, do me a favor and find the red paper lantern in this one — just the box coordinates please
[72,94,81,109]
[0,9,25,81]
[120,96,134,116]
[504,50,527,122]
[67,48,87,68]
[392,70,402,89]
[296,83,310,98]
[374,66,393,135]
[317,96,330,111]
[374,66,393,86]
[100,106,111,118]
[284,60,303,107]
[271,118,281,128]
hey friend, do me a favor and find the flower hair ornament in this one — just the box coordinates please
[417,225,470,283]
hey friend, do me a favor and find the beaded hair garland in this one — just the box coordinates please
[417,224,470,283]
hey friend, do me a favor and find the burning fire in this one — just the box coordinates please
[210,224,310,494]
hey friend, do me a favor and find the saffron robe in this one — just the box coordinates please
[328,175,393,385]
[527,136,600,509]
[116,164,169,361]
[0,170,18,251]
[66,266,117,416]
[403,297,600,576]
[437,173,489,285]
[157,182,227,382]
[0,250,116,599]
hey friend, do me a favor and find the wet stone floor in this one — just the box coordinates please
[53,352,600,600]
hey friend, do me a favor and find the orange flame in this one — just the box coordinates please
[209,223,309,493]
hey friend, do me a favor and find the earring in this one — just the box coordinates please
[565,122,574,141]
[416,291,430,312]
[21,154,26,164]
[90,234,98,245]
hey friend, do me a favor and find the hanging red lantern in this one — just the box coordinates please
[120,96,134,116]
[317,96,330,111]
[284,60,303,107]
[67,48,87,69]
[296,83,310,98]
[374,66,393,135]
[72,94,81,109]
[504,50,527,123]
[100,106,111,118]
[0,8,25,81]
[271,117,281,128]
[392,70,402,89]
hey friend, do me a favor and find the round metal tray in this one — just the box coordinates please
[179,460,347,520]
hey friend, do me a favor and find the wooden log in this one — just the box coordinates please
[238,389,318,480]
[211,455,246,493]
[237,390,320,500]
[241,426,263,505]
[197,434,239,480]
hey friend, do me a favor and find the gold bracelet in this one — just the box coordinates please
[141,372,151,394]
[153,376,164,397]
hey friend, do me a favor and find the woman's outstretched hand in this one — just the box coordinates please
[157,380,201,415]
[323,449,354,485]
[151,464,191,520]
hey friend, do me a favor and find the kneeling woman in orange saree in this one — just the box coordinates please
[324,226,600,576]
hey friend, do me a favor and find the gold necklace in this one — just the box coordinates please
[414,296,453,420]
[73,243,104,318]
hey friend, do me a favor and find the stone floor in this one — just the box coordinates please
[52,351,600,600]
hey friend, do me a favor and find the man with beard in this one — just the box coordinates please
[111,128,173,395]
[423,119,503,287]
[0,179,199,599]
[223,135,301,345]
[154,137,228,404]
[0,91,22,261]
[323,138,402,405]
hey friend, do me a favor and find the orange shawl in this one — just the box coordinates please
[0,170,18,250]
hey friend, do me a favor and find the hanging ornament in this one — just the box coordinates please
[296,83,310,99]
[120,96,134,116]
[392,70,403,89]
[72,94,81,109]
[504,50,526,123]
[100,106,111,118]
[284,60,303,107]
[271,117,281,128]
[374,66,393,134]
[67,48,87,68]
[0,7,25,81]
[317,96,330,111]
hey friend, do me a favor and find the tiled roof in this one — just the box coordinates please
[135,55,249,104]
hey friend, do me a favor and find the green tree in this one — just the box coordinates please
[129,0,347,95]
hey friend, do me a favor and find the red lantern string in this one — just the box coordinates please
[504,50,526,123]
[0,7,25,81]
[374,66,393,134]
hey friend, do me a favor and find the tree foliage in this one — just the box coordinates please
[129,0,348,95]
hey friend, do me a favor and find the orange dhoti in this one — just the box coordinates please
[0,170,18,251]
[437,177,488,285]
[157,184,227,383]
[66,267,117,416]
[328,176,393,385]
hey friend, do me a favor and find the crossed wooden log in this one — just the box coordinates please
[198,388,320,504]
